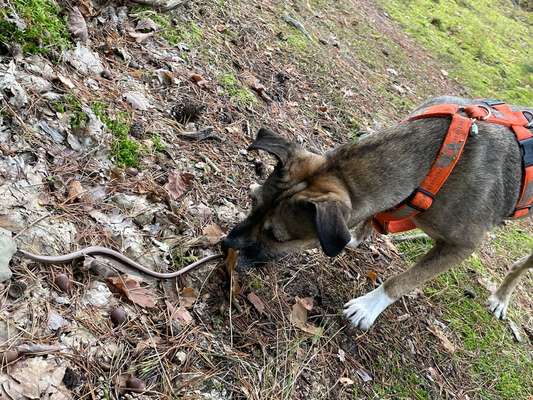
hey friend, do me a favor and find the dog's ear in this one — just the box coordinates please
[310,201,351,257]
[248,128,295,165]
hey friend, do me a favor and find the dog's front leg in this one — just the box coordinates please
[344,241,475,330]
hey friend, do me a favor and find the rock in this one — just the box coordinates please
[37,120,65,143]
[64,43,104,76]
[123,91,151,110]
[81,281,112,307]
[0,61,29,108]
[0,228,17,282]
[47,311,70,331]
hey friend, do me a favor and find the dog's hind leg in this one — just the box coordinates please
[487,253,532,320]
[344,241,476,330]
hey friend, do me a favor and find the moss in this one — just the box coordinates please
[285,33,309,52]
[381,0,533,104]
[219,73,257,106]
[151,134,166,152]
[91,102,141,168]
[0,0,70,55]
[131,8,203,46]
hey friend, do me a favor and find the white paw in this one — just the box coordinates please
[343,285,394,330]
[487,294,508,320]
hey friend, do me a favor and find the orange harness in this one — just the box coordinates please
[373,101,533,234]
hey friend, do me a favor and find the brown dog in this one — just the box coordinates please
[222,96,533,330]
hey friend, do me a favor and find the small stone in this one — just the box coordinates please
[125,167,139,176]
[101,69,113,80]
[440,69,449,77]
[464,287,476,298]
[129,121,144,138]
[8,281,26,299]
[129,60,140,69]
[54,273,72,294]
[0,228,17,282]
[126,376,145,392]
[1,349,19,363]
[110,307,127,326]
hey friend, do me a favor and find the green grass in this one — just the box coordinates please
[91,102,141,168]
[0,0,70,55]
[130,7,203,46]
[151,134,166,152]
[219,73,258,107]
[382,0,533,104]
[397,225,533,400]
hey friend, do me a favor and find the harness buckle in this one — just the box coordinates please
[519,137,533,167]
[477,105,492,120]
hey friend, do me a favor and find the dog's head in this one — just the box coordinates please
[222,128,372,268]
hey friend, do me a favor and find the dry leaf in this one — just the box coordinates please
[180,287,197,309]
[203,223,225,245]
[296,296,314,311]
[428,325,455,353]
[247,292,265,314]
[6,357,68,399]
[290,297,321,335]
[135,336,162,352]
[339,377,355,386]
[356,368,373,382]
[127,29,154,43]
[77,0,94,16]
[366,270,378,285]
[164,171,193,201]
[225,248,241,298]
[67,180,84,203]
[166,300,193,325]
[107,275,157,308]
[190,73,205,82]
[68,7,88,43]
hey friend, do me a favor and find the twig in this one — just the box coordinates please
[391,233,430,243]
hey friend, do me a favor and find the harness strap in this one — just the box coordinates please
[374,106,472,234]
[373,101,533,235]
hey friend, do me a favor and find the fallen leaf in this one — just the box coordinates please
[428,325,455,353]
[190,73,205,82]
[164,171,193,201]
[6,357,68,399]
[135,336,162,352]
[247,292,265,314]
[107,275,157,308]
[290,297,321,335]
[339,377,354,386]
[337,348,346,362]
[68,7,88,43]
[77,0,94,16]
[166,300,193,325]
[203,223,225,245]
[225,248,241,298]
[127,29,154,43]
[180,287,197,309]
[356,368,373,382]
[67,180,84,203]
[366,270,378,285]
[508,320,523,343]
[296,296,314,311]
[135,18,159,32]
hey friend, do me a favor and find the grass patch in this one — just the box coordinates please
[285,33,309,52]
[381,0,533,104]
[151,134,166,152]
[130,7,203,46]
[91,102,141,168]
[396,226,532,400]
[0,0,70,55]
[219,73,257,107]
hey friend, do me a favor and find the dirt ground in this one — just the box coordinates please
[0,0,531,399]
